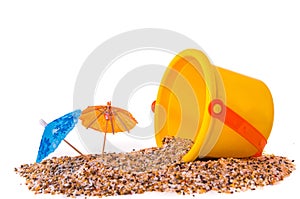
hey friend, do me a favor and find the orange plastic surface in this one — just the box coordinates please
[208,99,267,156]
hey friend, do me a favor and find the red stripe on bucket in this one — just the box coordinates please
[209,99,267,157]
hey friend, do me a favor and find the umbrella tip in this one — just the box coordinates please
[39,119,47,127]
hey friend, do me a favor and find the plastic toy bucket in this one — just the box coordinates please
[154,49,274,162]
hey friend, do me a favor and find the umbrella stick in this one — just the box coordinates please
[102,132,107,155]
[63,139,83,155]
[39,119,83,156]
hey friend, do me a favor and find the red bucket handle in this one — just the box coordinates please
[208,99,266,157]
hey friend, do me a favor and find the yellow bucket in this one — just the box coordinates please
[154,49,274,162]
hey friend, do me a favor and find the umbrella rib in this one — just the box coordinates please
[86,111,104,129]
[105,118,108,132]
[112,110,130,132]
[110,115,115,134]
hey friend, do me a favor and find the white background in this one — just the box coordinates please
[0,0,299,198]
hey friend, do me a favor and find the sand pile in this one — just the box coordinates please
[15,137,295,197]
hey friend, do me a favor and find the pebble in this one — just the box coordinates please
[15,136,295,197]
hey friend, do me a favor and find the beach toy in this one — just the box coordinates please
[154,49,274,162]
[80,101,138,154]
[36,110,82,163]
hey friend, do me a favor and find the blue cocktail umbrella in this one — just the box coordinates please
[36,110,82,163]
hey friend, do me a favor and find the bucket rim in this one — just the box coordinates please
[154,49,226,162]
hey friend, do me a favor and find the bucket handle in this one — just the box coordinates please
[208,99,267,157]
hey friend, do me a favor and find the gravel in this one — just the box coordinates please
[15,136,295,197]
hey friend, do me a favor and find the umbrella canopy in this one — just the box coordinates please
[79,101,137,153]
[36,109,82,163]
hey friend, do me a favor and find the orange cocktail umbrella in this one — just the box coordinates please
[79,101,138,154]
